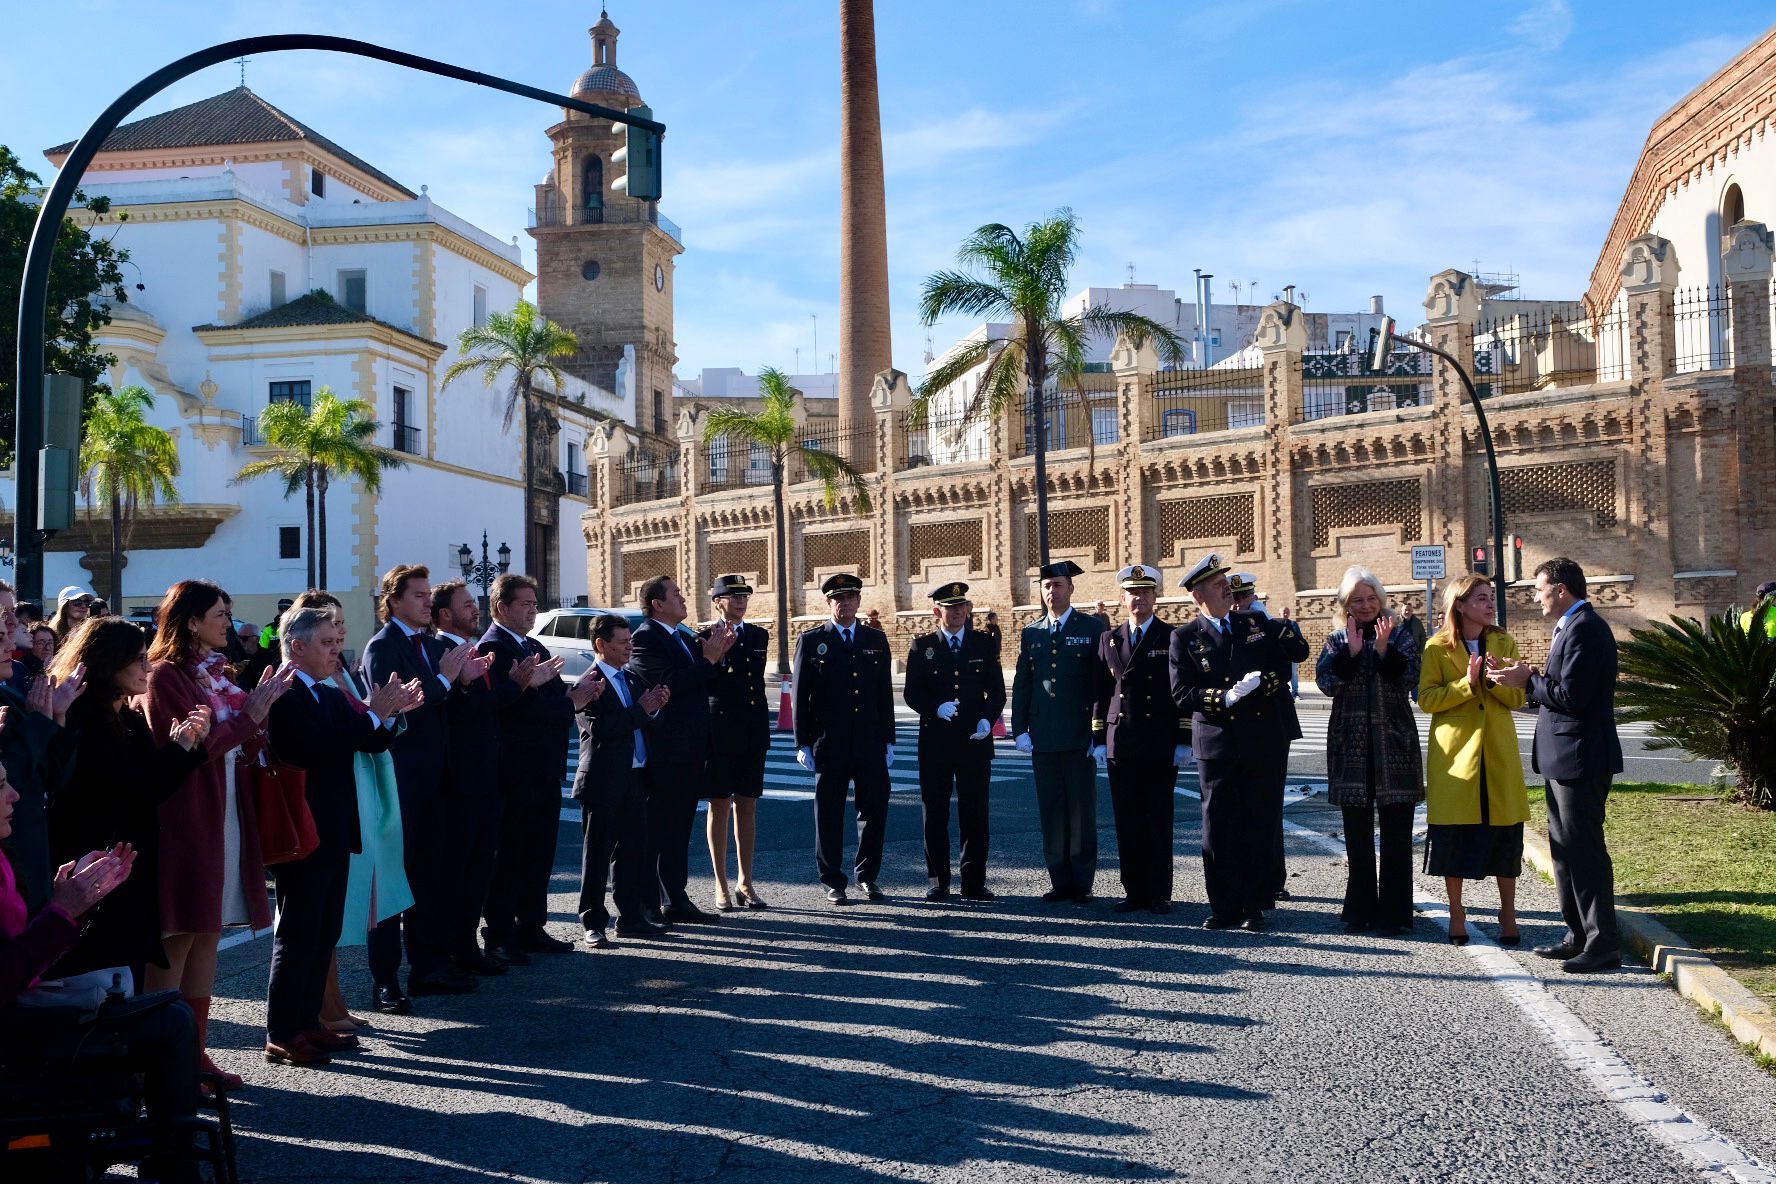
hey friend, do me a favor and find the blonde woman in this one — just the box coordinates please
[1313,567,1423,936]
[1418,575,1528,945]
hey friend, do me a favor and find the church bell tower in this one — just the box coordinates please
[531,9,681,439]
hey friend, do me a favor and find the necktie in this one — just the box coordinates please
[950,635,961,656]
[1131,624,1143,651]
[842,628,853,647]
[1050,619,1061,637]
[614,670,646,765]
[411,631,431,672]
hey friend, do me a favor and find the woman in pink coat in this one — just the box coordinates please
[141,579,295,1090]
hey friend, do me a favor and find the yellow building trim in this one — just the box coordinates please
[349,351,382,643]
[47,142,413,203]
[311,223,531,287]
[220,219,243,322]
[74,199,306,245]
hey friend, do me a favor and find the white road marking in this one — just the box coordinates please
[1172,784,1776,1184]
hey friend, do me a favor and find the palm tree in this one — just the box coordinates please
[78,384,179,605]
[703,367,871,675]
[914,209,1187,565]
[234,389,404,588]
[442,300,580,593]
[1618,610,1776,809]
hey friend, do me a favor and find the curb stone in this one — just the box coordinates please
[1522,825,1776,1062]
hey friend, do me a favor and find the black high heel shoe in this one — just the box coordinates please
[1497,930,1521,947]
[1448,932,1470,946]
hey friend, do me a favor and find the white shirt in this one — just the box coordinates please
[596,659,649,767]
[493,621,528,649]
[830,618,857,643]
[294,668,387,730]
[1127,615,1153,648]
[1200,610,1231,635]
[394,617,452,690]
[938,625,966,651]
[437,631,467,647]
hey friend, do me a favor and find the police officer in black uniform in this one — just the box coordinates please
[701,574,772,910]
[1229,570,1290,904]
[1167,553,1308,931]
[1091,564,1190,914]
[792,573,896,905]
[903,581,1007,902]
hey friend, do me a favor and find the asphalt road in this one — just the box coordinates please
[204,712,1774,1183]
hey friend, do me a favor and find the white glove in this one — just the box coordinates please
[936,700,959,721]
[1174,744,1193,767]
[885,745,896,768]
[969,720,992,741]
[1224,670,1263,707]
[796,747,816,774]
[1014,732,1034,754]
[1089,744,1107,769]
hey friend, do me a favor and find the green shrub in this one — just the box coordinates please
[1618,609,1776,810]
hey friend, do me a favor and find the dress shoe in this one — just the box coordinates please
[1448,932,1471,947]
[663,903,721,925]
[1072,891,1094,903]
[456,952,508,976]
[584,927,611,949]
[517,930,575,954]
[1240,913,1268,933]
[714,887,737,912]
[264,1034,331,1066]
[1562,950,1623,974]
[371,984,411,1015]
[1274,888,1293,902]
[1373,924,1410,938]
[1201,914,1239,930]
[857,881,886,902]
[735,886,769,909]
[1041,889,1071,903]
[487,942,530,967]
[826,886,849,905]
[959,887,997,902]
[1343,919,1373,934]
[925,885,951,901]
[409,969,478,996]
[1148,900,1173,915]
[642,908,669,928]
[1113,898,1145,913]
[1535,939,1584,961]
[615,917,669,938]
[306,1027,359,1052]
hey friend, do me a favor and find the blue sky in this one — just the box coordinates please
[3,1,1767,381]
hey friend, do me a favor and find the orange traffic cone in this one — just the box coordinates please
[777,681,794,731]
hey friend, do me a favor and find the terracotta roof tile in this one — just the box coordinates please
[193,291,442,349]
[46,87,414,198]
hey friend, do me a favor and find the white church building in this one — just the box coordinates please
[6,87,629,642]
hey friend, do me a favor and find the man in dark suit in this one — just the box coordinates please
[793,572,896,905]
[432,579,514,975]
[1092,565,1189,914]
[576,613,670,947]
[478,574,581,962]
[628,575,736,924]
[1493,557,1623,973]
[264,606,420,1065]
[1011,560,1108,903]
[1168,553,1308,932]
[903,581,1005,902]
[1229,571,1291,903]
[363,564,493,1003]
[701,575,771,910]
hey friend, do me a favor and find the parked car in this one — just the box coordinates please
[531,606,647,682]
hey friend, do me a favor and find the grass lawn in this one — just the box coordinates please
[1527,782,1776,1006]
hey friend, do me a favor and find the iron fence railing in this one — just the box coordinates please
[900,408,991,469]
[786,425,878,487]
[1146,366,1267,437]
[702,436,776,495]
[1673,285,1732,373]
[1009,389,1120,459]
[614,447,679,507]
[392,423,422,455]
[240,416,261,447]
[565,469,588,497]
[1301,350,1431,420]
[1471,303,1630,395]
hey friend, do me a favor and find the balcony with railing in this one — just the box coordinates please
[528,202,682,247]
[392,423,422,455]
[565,469,589,497]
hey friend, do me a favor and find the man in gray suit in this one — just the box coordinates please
[1493,557,1623,973]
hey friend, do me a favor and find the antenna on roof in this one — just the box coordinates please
[236,56,250,88]
[1126,261,1136,284]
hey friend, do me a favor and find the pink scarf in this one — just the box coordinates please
[0,850,28,941]
[197,651,249,722]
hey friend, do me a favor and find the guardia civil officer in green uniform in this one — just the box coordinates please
[1091,564,1190,914]
[1011,559,1109,902]
[1168,553,1309,931]
[903,581,1006,902]
[792,573,896,905]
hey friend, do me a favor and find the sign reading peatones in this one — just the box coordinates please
[1411,545,1447,581]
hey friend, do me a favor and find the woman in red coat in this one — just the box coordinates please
[141,580,295,1089]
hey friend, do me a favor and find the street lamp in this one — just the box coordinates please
[458,531,511,617]
[1371,317,1509,627]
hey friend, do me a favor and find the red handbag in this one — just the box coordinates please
[251,757,318,865]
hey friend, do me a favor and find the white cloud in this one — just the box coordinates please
[1508,0,1574,54]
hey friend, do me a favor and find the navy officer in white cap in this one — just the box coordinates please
[1011,559,1108,903]
[792,572,896,904]
[1168,553,1308,931]
[904,581,1006,901]
[1091,564,1190,914]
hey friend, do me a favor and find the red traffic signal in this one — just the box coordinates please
[1472,544,1490,575]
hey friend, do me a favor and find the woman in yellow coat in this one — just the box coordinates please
[1418,574,1528,946]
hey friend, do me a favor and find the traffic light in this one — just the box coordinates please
[1472,544,1489,576]
[610,104,661,202]
[1511,534,1524,582]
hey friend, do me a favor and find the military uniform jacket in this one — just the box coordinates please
[1093,617,1189,764]
[701,620,771,756]
[1011,610,1109,753]
[792,622,895,762]
[903,627,1007,760]
[1167,610,1309,762]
